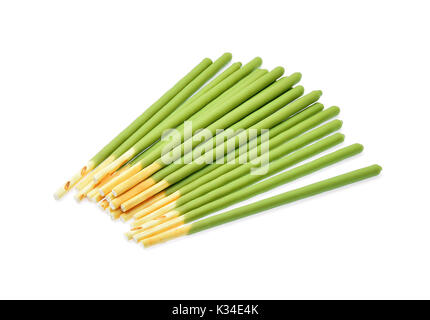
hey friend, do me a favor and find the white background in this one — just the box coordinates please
[0,0,429,299]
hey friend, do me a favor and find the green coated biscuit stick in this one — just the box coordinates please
[54,57,213,199]
[107,53,234,161]
[133,140,355,240]
[131,134,349,240]
[127,68,269,169]
[116,62,280,176]
[100,67,269,197]
[126,88,322,191]
[93,56,263,185]
[187,90,324,168]
[109,66,287,209]
[169,68,267,127]
[111,76,303,199]
[128,68,270,167]
[75,54,236,200]
[176,134,350,223]
[130,126,344,235]
[130,117,342,225]
[159,74,302,165]
[162,103,325,196]
[118,73,323,212]
[121,103,326,222]
[76,55,245,199]
[192,163,381,232]
[141,163,381,247]
[119,93,326,212]
[87,53,233,185]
